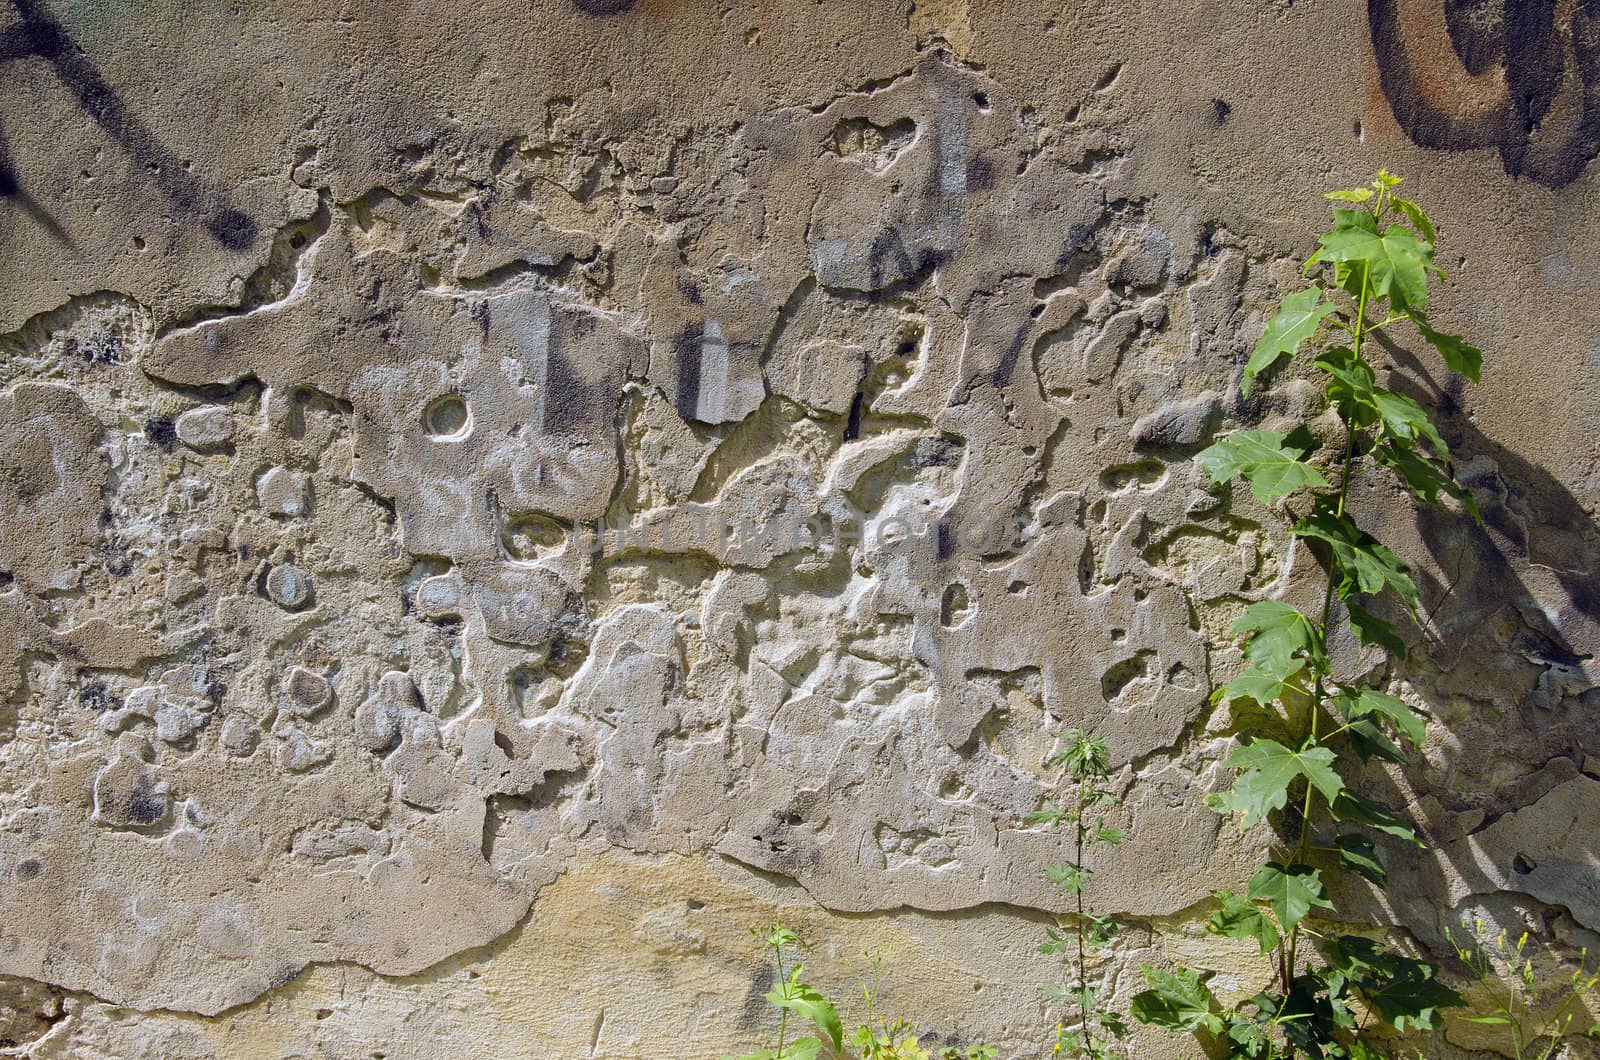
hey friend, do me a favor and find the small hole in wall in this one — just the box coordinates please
[972,92,991,112]
[145,415,177,450]
[687,898,706,911]
[1093,63,1123,92]
[423,394,470,439]
[0,571,12,591]
[1006,580,1028,595]
[940,582,972,627]
[1512,853,1536,875]
[315,1008,333,1020]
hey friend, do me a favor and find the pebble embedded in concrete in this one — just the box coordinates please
[174,406,235,450]
[257,467,312,518]
[264,564,315,610]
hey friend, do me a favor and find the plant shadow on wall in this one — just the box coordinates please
[720,172,1600,1059]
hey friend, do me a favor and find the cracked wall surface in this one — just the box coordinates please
[1,0,1598,1057]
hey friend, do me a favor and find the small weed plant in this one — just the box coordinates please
[1446,921,1600,1059]
[730,923,996,1060]
[1030,728,1130,1057]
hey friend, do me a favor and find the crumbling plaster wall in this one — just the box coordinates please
[0,0,1597,1056]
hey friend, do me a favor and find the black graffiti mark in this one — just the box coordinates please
[673,322,703,422]
[990,317,1032,389]
[1370,0,1600,188]
[572,0,639,15]
[864,227,947,299]
[543,311,591,433]
[1,0,256,247]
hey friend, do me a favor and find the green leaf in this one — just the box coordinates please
[1329,791,1421,844]
[1409,313,1483,382]
[1333,207,1379,233]
[1316,223,1434,309]
[1233,600,1327,671]
[1046,863,1090,895]
[1372,389,1448,454]
[1130,966,1224,1034]
[1374,440,1477,519]
[1247,861,1333,935]
[1336,833,1387,884]
[1292,509,1419,611]
[1391,196,1436,244]
[1347,688,1427,746]
[1026,805,1066,827]
[1243,287,1338,396]
[1363,967,1465,1032]
[1051,728,1111,776]
[1348,1035,1388,1060]
[1198,429,1330,504]
[1316,345,1378,427]
[1226,1017,1274,1057]
[1331,685,1427,764]
[1213,739,1345,829]
[1207,889,1280,954]
[785,1038,825,1060]
[1342,713,1410,764]
[1325,187,1375,203]
[1346,601,1406,658]
[767,969,843,1053]
[1276,973,1350,1052]
[1217,657,1307,707]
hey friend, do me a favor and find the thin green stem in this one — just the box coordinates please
[775,940,789,1056]
[1363,312,1409,335]
[1282,273,1369,1003]
[1076,767,1094,1056]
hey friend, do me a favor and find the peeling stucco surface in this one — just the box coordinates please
[0,0,1598,1056]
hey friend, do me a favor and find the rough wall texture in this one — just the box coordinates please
[0,0,1598,1056]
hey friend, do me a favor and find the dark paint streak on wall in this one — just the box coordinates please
[573,0,640,15]
[1369,0,1600,188]
[991,318,1032,389]
[674,323,703,422]
[1,0,257,246]
[544,314,589,433]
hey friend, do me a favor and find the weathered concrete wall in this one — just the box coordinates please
[0,0,1597,1056]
